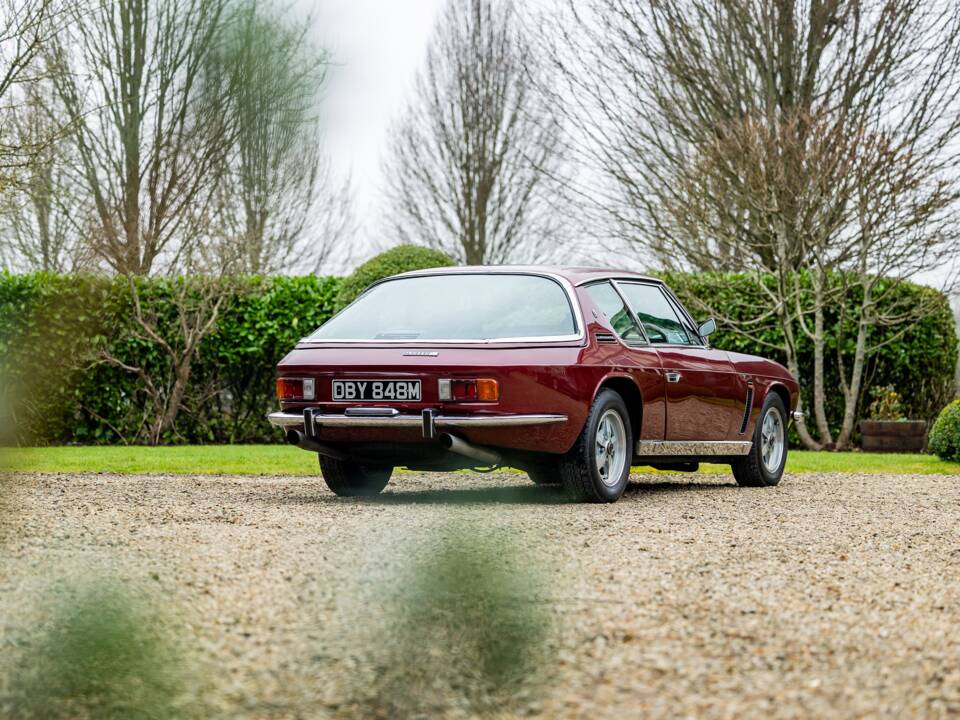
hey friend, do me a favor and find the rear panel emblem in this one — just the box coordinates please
[403,351,439,357]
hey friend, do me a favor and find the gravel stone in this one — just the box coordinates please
[1,470,959,718]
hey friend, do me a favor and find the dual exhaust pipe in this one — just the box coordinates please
[285,429,348,460]
[286,428,501,466]
[437,432,501,466]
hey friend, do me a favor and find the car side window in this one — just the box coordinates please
[664,293,704,345]
[584,282,645,344]
[617,283,696,345]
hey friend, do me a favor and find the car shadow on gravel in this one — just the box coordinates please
[623,478,737,497]
[368,484,571,505]
[259,484,571,506]
[260,479,736,507]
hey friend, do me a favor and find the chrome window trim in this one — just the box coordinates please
[298,270,586,346]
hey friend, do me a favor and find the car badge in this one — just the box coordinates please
[402,351,439,356]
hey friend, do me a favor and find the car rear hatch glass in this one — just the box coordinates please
[308,273,579,342]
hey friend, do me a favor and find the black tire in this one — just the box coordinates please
[732,393,788,487]
[526,457,562,485]
[319,455,392,496]
[559,389,633,503]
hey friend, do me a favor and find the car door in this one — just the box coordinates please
[581,281,666,442]
[616,281,741,441]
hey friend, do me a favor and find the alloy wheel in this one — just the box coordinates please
[595,408,628,487]
[760,406,785,473]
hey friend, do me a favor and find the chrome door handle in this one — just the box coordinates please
[665,371,682,383]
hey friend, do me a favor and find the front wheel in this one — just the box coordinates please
[732,393,788,487]
[559,389,633,502]
[319,455,392,496]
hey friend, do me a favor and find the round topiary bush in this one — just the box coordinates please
[335,245,456,310]
[929,399,960,462]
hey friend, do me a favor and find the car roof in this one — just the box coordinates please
[394,265,663,287]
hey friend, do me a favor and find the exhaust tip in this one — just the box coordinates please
[285,429,302,445]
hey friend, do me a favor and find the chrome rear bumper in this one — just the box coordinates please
[267,411,567,430]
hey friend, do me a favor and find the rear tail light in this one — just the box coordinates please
[276,377,315,400]
[438,378,500,402]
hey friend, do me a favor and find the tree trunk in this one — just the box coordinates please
[810,271,834,447]
[835,278,871,449]
[778,268,823,450]
[155,355,192,444]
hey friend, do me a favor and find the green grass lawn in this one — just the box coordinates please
[2,444,958,476]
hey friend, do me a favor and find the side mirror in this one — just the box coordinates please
[698,318,717,339]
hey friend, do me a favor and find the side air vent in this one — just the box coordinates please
[595,332,617,344]
[739,386,754,434]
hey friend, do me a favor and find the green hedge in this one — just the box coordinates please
[0,270,955,446]
[661,272,959,438]
[0,273,340,445]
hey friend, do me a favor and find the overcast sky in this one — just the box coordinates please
[306,1,958,296]
[311,0,445,271]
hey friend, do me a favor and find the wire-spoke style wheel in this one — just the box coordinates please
[732,392,788,487]
[559,389,633,502]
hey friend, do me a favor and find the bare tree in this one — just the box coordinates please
[0,81,90,271]
[548,0,960,449]
[384,0,565,265]
[204,0,350,274]
[47,0,236,275]
[0,0,65,190]
[98,241,240,445]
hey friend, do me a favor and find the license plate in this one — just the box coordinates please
[332,379,421,401]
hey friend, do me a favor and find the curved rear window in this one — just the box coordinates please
[310,274,578,341]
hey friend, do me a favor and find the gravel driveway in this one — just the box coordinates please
[1,469,959,718]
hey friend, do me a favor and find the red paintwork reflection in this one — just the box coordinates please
[655,346,742,440]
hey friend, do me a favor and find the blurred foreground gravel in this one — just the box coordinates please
[1,469,959,718]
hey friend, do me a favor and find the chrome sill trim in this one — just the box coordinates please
[635,440,753,456]
[268,411,567,429]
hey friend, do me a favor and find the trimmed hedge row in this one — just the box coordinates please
[0,273,340,445]
[661,272,959,438]
[0,269,956,445]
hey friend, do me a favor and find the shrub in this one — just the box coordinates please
[10,581,186,720]
[929,400,960,462]
[334,244,455,310]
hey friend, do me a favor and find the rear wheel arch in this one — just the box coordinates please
[595,375,643,452]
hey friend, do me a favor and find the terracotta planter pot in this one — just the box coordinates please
[860,420,927,452]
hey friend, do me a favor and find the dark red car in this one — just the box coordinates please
[269,267,800,502]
